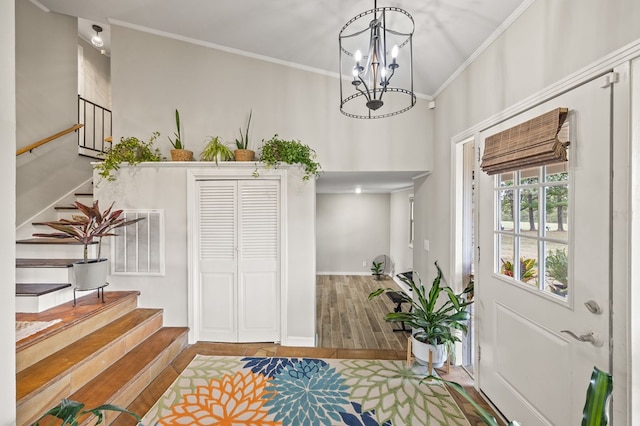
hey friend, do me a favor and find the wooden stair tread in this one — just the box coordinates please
[54,205,80,211]
[16,308,163,402]
[16,283,71,296]
[16,258,82,268]
[74,192,93,197]
[32,221,84,226]
[16,291,141,353]
[16,238,97,245]
[69,327,188,408]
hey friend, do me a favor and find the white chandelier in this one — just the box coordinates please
[339,1,415,119]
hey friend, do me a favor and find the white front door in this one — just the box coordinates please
[195,179,280,342]
[477,76,612,425]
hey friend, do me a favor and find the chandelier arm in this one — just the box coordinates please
[356,76,373,102]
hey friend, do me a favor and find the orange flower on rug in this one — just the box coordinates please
[156,370,281,426]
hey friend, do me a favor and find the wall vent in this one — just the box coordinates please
[111,209,164,275]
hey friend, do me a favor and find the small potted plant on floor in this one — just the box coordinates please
[371,260,384,280]
[369,261,473,368]
[168,109,193,161]
[33,201,144,291]
[234,110,255,161]
[200,136,234,165]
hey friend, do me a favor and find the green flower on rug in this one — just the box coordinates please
[339,359,469,426]
[264,358,350,424]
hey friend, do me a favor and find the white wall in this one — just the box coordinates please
[79,38,111,108]
[316,193,390,274]
[390,188,413,275]
[110,25,432,173]
[94,163,316,344]
[15,2,94,225]
[422,0,640,422]
[0,0,16,422]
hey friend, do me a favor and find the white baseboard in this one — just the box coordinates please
[316,271,382,276]
[281,336,316,347]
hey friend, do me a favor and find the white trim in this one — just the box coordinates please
[316,271,376,276]
[27,0,49,13]
[281,336,315,347]
[451,37,640,145]
[433,0,536,98]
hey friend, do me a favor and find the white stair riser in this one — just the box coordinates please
[74,195,94,204]
[16,244,98,259]
[16,287,74,313]
[16,267,71,283]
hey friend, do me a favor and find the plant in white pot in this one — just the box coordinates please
[33,201,144,291]
[369,261,473,368]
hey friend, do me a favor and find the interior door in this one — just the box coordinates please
[477,77,611,425]
[195,179,280,342]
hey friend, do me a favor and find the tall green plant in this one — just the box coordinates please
[235,110,252,149]
[369,262,473,348]
[258,134,321,181]
[94,132,163,182]
[168,109,184,149]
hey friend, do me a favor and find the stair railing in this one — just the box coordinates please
[16,124,84,156]
[78,95,112,156]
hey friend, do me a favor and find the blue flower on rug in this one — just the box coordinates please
[264,358,350,424]
[242,356,328,378]
[340,402,393,426]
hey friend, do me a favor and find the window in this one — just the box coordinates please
[409,196,414,247]
[494,160,569,299]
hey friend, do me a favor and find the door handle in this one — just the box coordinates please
[560,330,604,347]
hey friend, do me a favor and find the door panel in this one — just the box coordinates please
[477,77,611,425]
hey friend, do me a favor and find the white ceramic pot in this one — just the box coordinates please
[72,259,109,290]
[411,335,447,368]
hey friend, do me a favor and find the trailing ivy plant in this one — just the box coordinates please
[94,132,164,182]
[257,134,321,181]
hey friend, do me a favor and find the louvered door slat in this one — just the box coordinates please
[199,185,236,260]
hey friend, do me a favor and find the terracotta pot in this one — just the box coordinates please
[411,335,447,368]
[72,259,109,291]
[234,149,255,161]
[171,149,194,161]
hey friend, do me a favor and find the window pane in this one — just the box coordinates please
[520,167,539,185]
[500,172,515,187]
[498,234,514,278]
[500,189,515,231]
[544,242,569,298]
[544,185,569,239]
[519,188,539,233]
[518,237,538,285]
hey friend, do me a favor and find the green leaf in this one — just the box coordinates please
[582,367,613,426]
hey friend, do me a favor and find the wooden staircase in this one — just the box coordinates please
[16,291,188,425]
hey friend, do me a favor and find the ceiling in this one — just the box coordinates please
[34,0,529,192]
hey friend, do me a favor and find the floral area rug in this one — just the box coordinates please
[142,355,470,425]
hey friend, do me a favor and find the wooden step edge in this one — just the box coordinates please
[16,283,72,296]
[54,205,80,211]
[32,221,85,226]
[69,327,189,426]
[16,291,141,370]
[16,258,81,268]
[16,309,164,406]
[16,238,97,245]
[74,192,94,197]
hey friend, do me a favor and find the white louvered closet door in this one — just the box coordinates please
[238,180,280,342]
[195,180,280,342]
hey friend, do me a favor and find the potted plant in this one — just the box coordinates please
[200,136,234,165]
[234,110,255,161]
[369,261,473,368]
[168,109,193,161]
[31,398,142,425]
[371,261,384,280]
[94,132,164,182]
[257,134,321,181]
[33,201,144,291]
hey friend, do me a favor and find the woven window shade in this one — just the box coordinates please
[481,107,569,175]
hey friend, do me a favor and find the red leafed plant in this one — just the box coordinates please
[33,201,144,263]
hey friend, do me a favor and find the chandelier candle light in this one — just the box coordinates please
[339,0,415,119]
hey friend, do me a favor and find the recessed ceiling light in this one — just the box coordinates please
[355,187,362,194]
